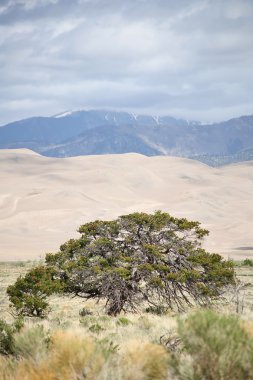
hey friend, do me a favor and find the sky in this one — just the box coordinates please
[0,0,253,125]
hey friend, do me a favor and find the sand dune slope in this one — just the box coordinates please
[0,149,252,260]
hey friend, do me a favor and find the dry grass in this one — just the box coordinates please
[118,340,169,380]
[1,261,253,379]
[0,261,177,379]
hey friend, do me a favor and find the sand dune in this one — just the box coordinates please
[0,149,252,261]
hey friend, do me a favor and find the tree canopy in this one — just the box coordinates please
[7,211,235,317]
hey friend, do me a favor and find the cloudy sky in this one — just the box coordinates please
[0,0,253,125]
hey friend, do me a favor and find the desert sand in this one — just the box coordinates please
[0,149,252,261]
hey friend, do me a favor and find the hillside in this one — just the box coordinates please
[1,110,253,165]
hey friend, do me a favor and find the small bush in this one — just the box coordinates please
[13,331,108,380]
[96,338,119,358]
[14,325,50,361]
[172,310,253,380]
[120,341,170,380]
[7,266,63,318]
[243,258,253,267]
[12,318,24,333]
[116,317,132,326]
[89,323,104,334]
[79,307,93,317]
[145,305,168,315]
[0,320,14,355]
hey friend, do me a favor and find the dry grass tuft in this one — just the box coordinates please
[119,340,170,380]
[2,331,107,380]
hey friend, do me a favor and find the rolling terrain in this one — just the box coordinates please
[0,149,252,261]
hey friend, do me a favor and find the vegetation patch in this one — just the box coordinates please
[1,211,252,379]
[7,211,235,318]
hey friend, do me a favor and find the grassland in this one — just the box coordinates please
[0,260,253,379]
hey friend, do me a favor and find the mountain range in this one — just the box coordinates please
[1,109,253,166]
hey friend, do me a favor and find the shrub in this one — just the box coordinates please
[11,331,108,380]
[243,258,253,267]
[12,318,24,333]
[0,320,14,356]
[7,266,63,318]
[96,338,119,357]
[89,323,104,334]
[120,341,170,380]
[145,305,168,315]
[46,331,110,379]
[79,307,93,317]
[172,310,253,380]
[0,329,123,379]
[14,325,50,361]
[0,318,25,356]
[116,317,132,326]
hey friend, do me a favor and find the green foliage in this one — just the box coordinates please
[79,307,93,317]
[0,320,14,355]
[89,323,104,334]
[145,305,168,315]
[96,338,119,358]
[8,211,235,317]
[12,317,24,333]
[14,325,50,360]
[243,258,253,267]
[0,318,24,356]
[0,318,24,355]
[116,317,132,326]
[172,310,253,380]
[7,266,63,317]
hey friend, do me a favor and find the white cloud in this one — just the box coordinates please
[0,0,253,124]
[223,0,253,19]
[0,0,58,13]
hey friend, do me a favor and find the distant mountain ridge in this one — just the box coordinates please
[1,109,253,166]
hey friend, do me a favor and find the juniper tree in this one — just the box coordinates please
[7,266,62,317]
[7,211,235,316]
